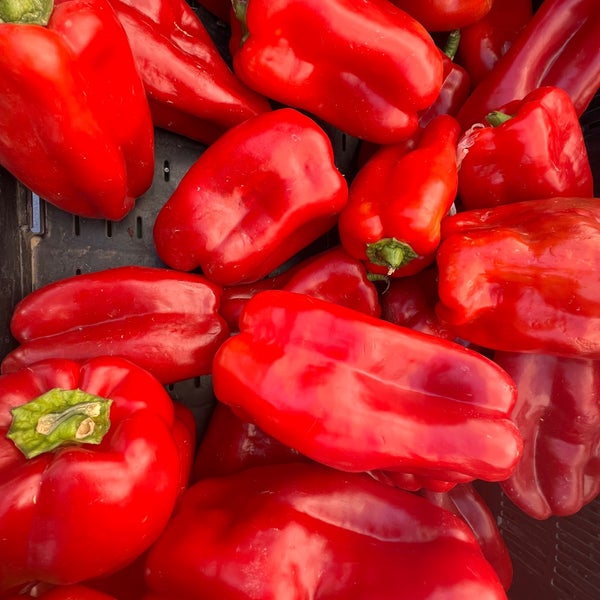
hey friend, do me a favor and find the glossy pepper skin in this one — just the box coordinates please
[456,86,594,210]
[436,197,600,358]
[1,266,229,384]
[0,357,190,594]
[389,0,493,32]
[338,114,460,277]
[494,351,600,520]
[213,290,522,484]
[456,0,600,129]
[420,483,513,591]
[153,108,348,284]
[106,0,271,145]
[230,0,443,144]
[219,245,381,331]
[0,0,154,220]
[144,462,508,599]
[457,0,532,87]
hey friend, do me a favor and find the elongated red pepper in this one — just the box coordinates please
[220,246,381,331]
[436,197,600,357]
[213,290,522,483]
[388,0,494,32]
[420,483,513,591]
[1,266,229,384]
[144,462,508,599]
[230,0,443,144]
[0,0,154,220]
[338,114,459,277]
[456,86,594,210]
[106,0,271,145]
[0,357,190,594]
[153,108,348,284]
[494,351,600,520]
[456,0,533,86]
[456,0,600,129]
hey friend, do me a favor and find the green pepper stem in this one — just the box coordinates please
[366,237,419,275]
[485,111,513,127]
[443,29,461,61]
[0,0,53,25]
[7,388,112,459]
[231,0,249,46]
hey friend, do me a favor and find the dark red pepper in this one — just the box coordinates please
[456,86,594,210]
[106,0,271,145]
[494,351,600,520]
[153,108,348,285]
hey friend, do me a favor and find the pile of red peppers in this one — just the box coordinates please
[1,0,600,598]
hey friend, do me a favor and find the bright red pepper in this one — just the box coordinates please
[229,0,443,144]
[5,585,118,600]
[213,290,522,484]
[144,462,508,599]
[220,245,381,331]
[1,266,229,384]
[456,0,600,129]
[494,351,600,520]
[420,483,514,591]
[106,0,272,145]
[0,0,154,220]
[0,357,190,594]
[153,108,348,284]
[456,0,533,86]
[436,197,600,357]
[456,86,594,210]
[191,402,306,482]
[338,114,459,277]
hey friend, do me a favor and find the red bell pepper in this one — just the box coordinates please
[220,245,381,331]
[0,357,191,594]
[436,197,600,358]
[0,0,154,220]
[153,108,348,284]
[456,0,600,129]
[229,0,444,144]
[456,86,594,210]
[456,0,533,86]
[144,462,508,599]
[1,266,229,384]
[420,483,513,591]
[388,0,494,32]
[191,402,306,482]
[494,351,600,520]
[338,114,460,277]
[106,0,272,145]
[213,290,522,484]
[418,31,471,128]
[5,585,118,600]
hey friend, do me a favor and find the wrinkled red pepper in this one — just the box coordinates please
[0,0,154,220]
[106,0,271,145]
[191,402,306,482]
[213,290,522,484]
[1,266,229,384]
[436,197,600,357]
[494,351,600,520]
[456,0,600,129]
[456,86,594,210]
[153,108,348,284]
[389,0,494,31]
[457,0,533,86]
[338,114,459,277]
[230,0,443,144]
[220,245,381,331]
[420,483,514,591]
[144,462,508,599]
[0,357,191,595]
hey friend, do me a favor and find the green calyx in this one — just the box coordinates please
[231,0,249,46]
[366,237,418,275]
[7,388,112,459]
[443,29,461,61]
[0,0,53,25]
[485,111,513,127]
